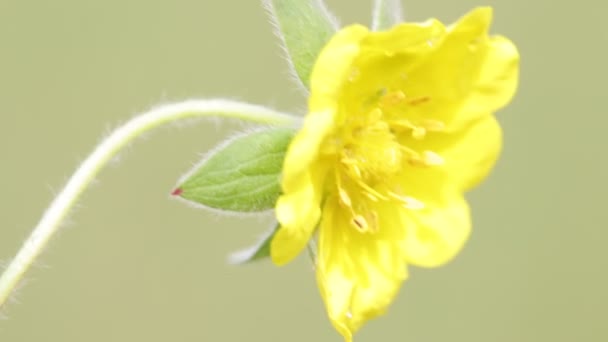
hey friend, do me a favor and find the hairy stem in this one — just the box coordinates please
[371,0,404,31]
[0,99,299,309]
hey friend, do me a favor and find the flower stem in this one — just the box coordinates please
[0,99,299,310]
[306,239,318,266]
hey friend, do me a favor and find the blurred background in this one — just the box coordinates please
[1,0,606,341]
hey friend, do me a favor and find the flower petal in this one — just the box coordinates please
[272,111,332,265]
[272,25,372,266]
[362,18,445,54]
[271,162,326,265]
[270,7,518,340]
[281,109,334,189]
[392,7,518,130]
[449,6,493,35]
[338,20,446,108]
[400,188,471,267]
[316,197,408,339]
[309,24,369,113]
[441,116,501,191]
[404,116,502,191]
[460,34,519,116]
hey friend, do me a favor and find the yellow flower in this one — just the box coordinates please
[271,7,518,341]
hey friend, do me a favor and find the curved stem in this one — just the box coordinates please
[0,99,299,309]
[371,0,403,31]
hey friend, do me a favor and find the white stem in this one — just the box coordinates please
[0,99,299,309]
[371,0,404,31]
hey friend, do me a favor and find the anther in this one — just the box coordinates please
[339,188,352,207]
[388,192,425,210]
[407,96,431,106]
[402,197,425,210]
[352,215,369,231]
[422,120,445,132]
[422,150,444,166]
[412,126,426,139]
[381,90,406,106]
[406,150,443,168]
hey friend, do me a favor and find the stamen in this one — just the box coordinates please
[421,119,445,132]
[352,215,368,232]
[335,170,352,207]
[352,164,362,178]
[408,158,424,167]
[339,188,352,207]
[387,119,445,139]
[368,120,390,133]
[422,150,444,166]
[363,191,380,202]
[387,119,416,132]
[398,144,420,158]
[411,126,426,139]
[340,157,363,179]
[355,180,389,201]
[351,211,379,233]
[407,96,431,106]
[381,90,406,106]
[388,192,425,210]
[402,148,444,167]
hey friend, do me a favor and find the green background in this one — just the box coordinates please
[1,0,606,341]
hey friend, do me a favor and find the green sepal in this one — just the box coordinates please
[371,0,403,31]
[264,0,339,88]
[229,223,279,264]
[173,128,295,212]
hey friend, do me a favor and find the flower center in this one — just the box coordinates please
[343,108,403,182]
[332,88,445,233]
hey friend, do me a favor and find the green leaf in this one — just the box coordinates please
[264,0,339,89]
[371,0,403,31]
[229,224,279,264]
[174,128,295,212]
